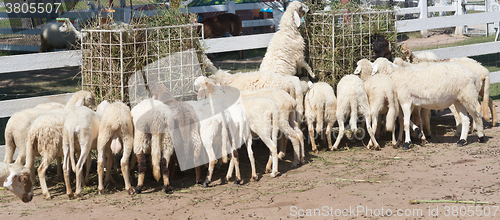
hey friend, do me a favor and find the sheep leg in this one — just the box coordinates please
[104,147,115,184]
[422,108,432,139]
[367,111,379,149]
[298,59,315,78]
[135,153,146,194]
[277,134,287,159]
[161,144,174,193]
[364,114,380,150]
[308,121,318,153]
[75,148,90,199]
[202,135,217,188]
[38,155,52,199]
[62,139,74,200]
[488,97,497,126]
[331,116,345,151]
[121,137,134,195]
[3,133,15,163]
[292,121,305,164]
[281,121,301,168]
[262,137,278,178]
[402,104,413,150]
[454,103,471,147]
[462,100,486,144]
[449,104,463,137]
[97,145,106,195]
[244,137,258,180]
[56,156,63,181]
[326,122,333,150]
[83,154,91,186]
[13,144,26,165]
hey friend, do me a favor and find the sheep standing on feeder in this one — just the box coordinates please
[259,1,315,78]
[39,19,87,52]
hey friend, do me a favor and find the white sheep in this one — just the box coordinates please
[35,102,65,110]
[24,113,66,199]
[131,99,175,193]
[62,106,100,199]
[96,100,135,195]
[4,90,95,166]
[148,84,204,184]
[354,58,400,148]
[304,82,336,152]
[195,78,279,178]
[413,51,439,62]
[192,80,253,185]
[259,1,315,78]
[0,162,33,203]
[372,57,485,149]
[240,89,304,168]
[331,75,380,150]
[39,19,86,52]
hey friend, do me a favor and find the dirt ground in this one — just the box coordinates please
[2,34,500,219]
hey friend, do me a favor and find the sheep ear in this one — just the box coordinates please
[293,11,301,28]
[74,98,84,107]
[354,66,361,75]
[3,172,16,188]
[371,65,378,76]
[307,81,313,88]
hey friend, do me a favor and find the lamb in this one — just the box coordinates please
[0,162,33,203]
[4,90,95,166]
[191,80,253,186]
[39,19,86,52]
[240,89,304,167]
[131,99,175,193]
[371,57,485,149]
[331,75,380,150]
[96,100,135,195]
[62,106,100,199]
[304,82,337,153]
[24,113,66,199]
[35,102,65,110]
[195,78,279,178]
[259,1,315,78]
[354,59,400,148]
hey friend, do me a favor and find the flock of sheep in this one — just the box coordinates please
[2,1,497,203]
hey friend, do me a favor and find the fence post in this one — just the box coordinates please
[227,1,235,14]
[419,0,428,37]
[455,0,464,35]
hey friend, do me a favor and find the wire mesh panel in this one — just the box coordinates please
[306,10,397,85]
[80,23,204,106]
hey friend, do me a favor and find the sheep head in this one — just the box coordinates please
[3,164,33,203]
[371,57,397,76]
[354,58,373,81]
[281,1,309,30]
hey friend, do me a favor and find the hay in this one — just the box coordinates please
[305,2,400,86]
[80,9,205,105]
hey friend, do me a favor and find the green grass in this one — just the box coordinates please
[490,83,500,101]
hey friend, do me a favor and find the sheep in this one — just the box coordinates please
[191,80,253,186]
[0,162,33,203]
[371,57,485,149]
[24,113,66,199]
[195,78,279,178]
[259,1,315,78]
[39,19,86,52]
[354,58,400,148]
[96,100,135,195]
[240,96,280,178]
[414,51,439,62]
[331,75,380,150]
[240,89,305,168]
[4,90,95,167]
[131,99,175,193]
[61,106,100,199]
[283,74,306,122]
[372,34,392,60]
[304,82,337,153]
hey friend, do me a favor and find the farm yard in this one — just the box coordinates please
[1,0,500,219]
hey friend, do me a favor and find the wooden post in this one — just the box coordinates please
[455,0,464,35]
[419,0,428,37]
[226,1,235,14]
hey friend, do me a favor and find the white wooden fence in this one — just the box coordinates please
[1,5,500,118]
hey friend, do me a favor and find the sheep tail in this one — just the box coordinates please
[349,100,358,132]
[69,130,77,173]
[315,103,325,133]
[110,133,122,155]
[151,133,162,182]
[385,94,397,132]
